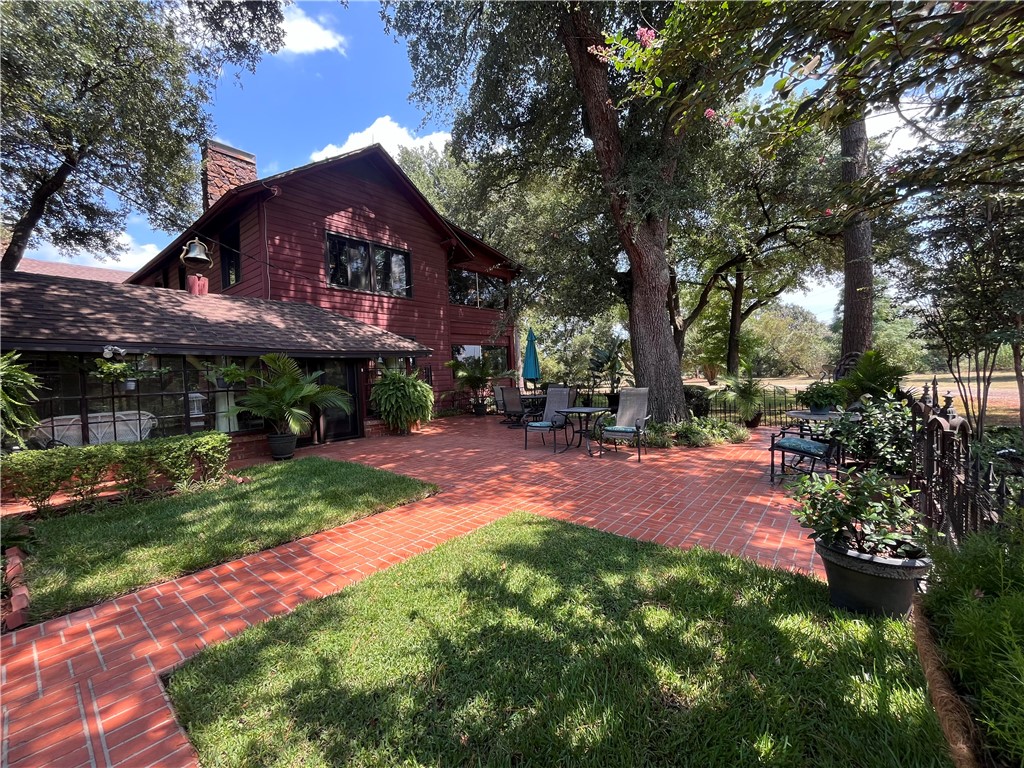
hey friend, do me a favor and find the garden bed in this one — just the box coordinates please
[19,457,436,623]
[168,513,951,768]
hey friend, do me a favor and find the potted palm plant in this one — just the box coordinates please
[446,356,514,416]
[232,353,352,460]
[712,365,783,428]
[791,469,932,616]
[589,339,626,411]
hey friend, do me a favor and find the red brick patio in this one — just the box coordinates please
[1,417,815,767]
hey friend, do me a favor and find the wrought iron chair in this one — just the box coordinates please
[769,426,845,484]
[523,387,571,452]
[597,387,650,463]
[499,386,526,425]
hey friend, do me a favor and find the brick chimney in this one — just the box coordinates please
[201,140,257,210]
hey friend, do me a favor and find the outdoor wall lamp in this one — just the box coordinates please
[102,345,126,360]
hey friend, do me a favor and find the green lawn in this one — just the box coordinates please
[168,513,952,768]
[24,457,435,622]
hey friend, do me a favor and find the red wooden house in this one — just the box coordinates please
[127,141,518,439]
[1,143,517,450]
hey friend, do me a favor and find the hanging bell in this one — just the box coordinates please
[179,238,212,270]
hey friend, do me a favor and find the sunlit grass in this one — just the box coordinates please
[24,457,435,621]
[169,513,952,768]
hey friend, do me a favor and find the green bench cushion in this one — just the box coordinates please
[774,436,828,457]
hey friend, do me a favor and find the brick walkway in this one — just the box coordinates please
[1,417,815,767]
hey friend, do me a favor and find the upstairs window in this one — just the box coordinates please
[220,223,241,288]
[448,269,508,309]
[326,233,411,297]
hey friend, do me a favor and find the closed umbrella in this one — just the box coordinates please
[522,328,541,388]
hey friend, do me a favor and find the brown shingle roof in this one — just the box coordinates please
[0,271,431,358]
[18,258,132,283]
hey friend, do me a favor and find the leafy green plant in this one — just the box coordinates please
[91,355,169,383]
[791,469,926,558]
[836,350,908,403]
[445,356,514,407]
[1,351,42,449]
[795,381,848,411]
[837,394,914,475]
[232,353,352,436]
[713,365,784,422]
[369,369,434,435]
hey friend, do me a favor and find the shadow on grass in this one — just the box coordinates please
[168,514,950,768]
[25,457,435,621]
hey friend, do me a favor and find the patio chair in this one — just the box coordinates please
[769,426,845,484]
[524,386,571,452]
[597,387,650,463]
[499,386,526,425]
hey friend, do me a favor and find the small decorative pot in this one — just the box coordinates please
[815,539,931,617]
[267,433,297,461]
[119,379,138,393]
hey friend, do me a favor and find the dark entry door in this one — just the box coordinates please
[318,359,360,441]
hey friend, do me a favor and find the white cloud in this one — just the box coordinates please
[310,116,451,162]
[25,233,161,273]
[279,6,347,56]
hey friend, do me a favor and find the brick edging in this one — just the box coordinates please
[3,545,30,631]
[911,596,982,768]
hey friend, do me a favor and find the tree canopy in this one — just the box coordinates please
[0,0,284,270]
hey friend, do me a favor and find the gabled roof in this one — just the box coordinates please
[1,271,431,359]
[17,258,132,283]
[129,143,518,283]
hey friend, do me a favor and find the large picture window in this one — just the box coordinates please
[326,232,411,297]
[448,269,507,309]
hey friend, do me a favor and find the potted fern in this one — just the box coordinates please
[369,369,434,435]
[232,353,352,460]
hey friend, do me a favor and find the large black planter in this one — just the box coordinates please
[606,393,620,412]
[267,433,297,461]
[472,402,488,417]
[815,539,931,617]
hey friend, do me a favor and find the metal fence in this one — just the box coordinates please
[702,389,799,428]
[908,379,1022,545]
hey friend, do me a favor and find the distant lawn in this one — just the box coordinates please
[168,513,951,768]
[24,457,436,622]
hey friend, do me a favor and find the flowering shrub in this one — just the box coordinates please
[635,26,656,48]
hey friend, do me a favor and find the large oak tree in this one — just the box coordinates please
[385,2,708,421]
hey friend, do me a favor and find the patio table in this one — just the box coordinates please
[556,407,609,456]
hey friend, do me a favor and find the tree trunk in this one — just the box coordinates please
[558,8,688,422]
[1,155,80,271]
[726,266,745,375]
[839,117,873,358]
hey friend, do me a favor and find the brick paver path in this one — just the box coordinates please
[1,418,815,767]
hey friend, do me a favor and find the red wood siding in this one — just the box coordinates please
[259,158,513,393]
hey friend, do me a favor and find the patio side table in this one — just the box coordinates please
[556,407,609,456]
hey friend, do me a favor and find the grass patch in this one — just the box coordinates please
[168,513,951,768]
[24,457,435,622]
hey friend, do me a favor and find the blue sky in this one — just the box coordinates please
[28,0,928,322]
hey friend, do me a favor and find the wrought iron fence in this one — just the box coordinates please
[908,379,1022,546]
[703,389,799,428]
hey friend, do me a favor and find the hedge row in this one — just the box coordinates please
[1,432,231,512]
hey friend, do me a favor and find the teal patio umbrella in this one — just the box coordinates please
[522,328,541,387]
